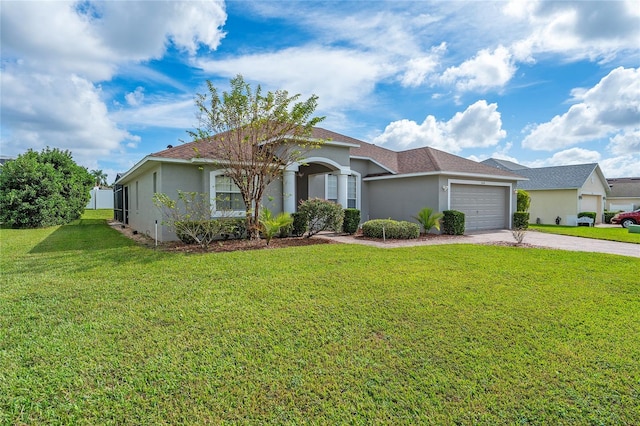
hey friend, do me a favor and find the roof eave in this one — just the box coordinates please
[364,170,526,182]
[349,155,397,174]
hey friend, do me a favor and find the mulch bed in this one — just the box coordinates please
[109,221,536,253]
[159,236,336,253]
[108,221,335,253]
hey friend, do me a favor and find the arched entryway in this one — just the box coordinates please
[283,157,359,213]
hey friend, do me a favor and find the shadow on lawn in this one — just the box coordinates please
[29,219,138,254]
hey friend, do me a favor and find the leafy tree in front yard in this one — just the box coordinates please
[188,74,325,240]
[0,148,93,228]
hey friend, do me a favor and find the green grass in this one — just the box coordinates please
[530,224,640,244]
[1,212,639,424]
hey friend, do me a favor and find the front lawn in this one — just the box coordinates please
[530,224,640,244]
[1,214,639,424]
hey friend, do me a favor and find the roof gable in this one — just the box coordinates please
[607,177,640,197]
[515,163,602,190]
[481,158,530,171]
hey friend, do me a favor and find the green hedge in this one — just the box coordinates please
[290,212,307,237]
[219,218,247,240]
[362,219,420,239]
[513,212,530,229]
[175,218,246,245]
[578,211,597,221]
[604,211,620,224]
[442,210,465,235]
[342,208,361,234]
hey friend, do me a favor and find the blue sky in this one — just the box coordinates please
[1,1,639,183]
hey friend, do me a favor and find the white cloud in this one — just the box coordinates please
[0,70,138,166]
[599,154,640,178]
[112,97,197,130]
[439,46,516,93]
[608,130,640,155]
[524,148,602,168]
[197,47,394,109]
[125,87,145,106]
[0,0,226,166]
[373,100,506,152]
[1,1,226,80]
[522,67,640,150]
[400,43,447,87]
[506,0,640,62]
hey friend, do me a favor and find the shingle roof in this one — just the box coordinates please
[607,177,640,197]
[481,158,530,171]
[514,163,600,190]
[148,127,522,179]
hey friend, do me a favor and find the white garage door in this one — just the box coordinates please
[450,184,509,231]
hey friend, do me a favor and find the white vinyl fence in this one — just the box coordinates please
[86,188,114,209]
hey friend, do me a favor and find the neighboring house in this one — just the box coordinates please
[606,177,640,212]
[115,128,525,242]
[482,159,610,225]
[0,155,15,170]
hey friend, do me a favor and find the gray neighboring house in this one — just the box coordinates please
[116,128,525,242]
[482,159,610,225]
[0,155,15,168]
[606,177,640,212]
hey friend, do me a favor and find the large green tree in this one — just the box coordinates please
[188,75,324,239]
[0,148,94,228]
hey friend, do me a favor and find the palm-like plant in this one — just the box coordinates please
[259,207,293,245]
[90,169,108,187]
[413,207,443,234]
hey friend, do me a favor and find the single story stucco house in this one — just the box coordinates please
[606,177,640,212]
[482,158,610,225]
[115,128,525,242]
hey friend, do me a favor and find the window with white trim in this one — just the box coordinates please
[327,174,338,203]
[326,173,358,208]
[347,175,357,209]
[214,175,245,212]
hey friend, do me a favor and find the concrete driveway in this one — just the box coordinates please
[319,229,640,258]
[465,230,640,258]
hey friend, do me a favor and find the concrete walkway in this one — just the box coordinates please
[318,230,640,258]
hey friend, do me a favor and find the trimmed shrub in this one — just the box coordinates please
[604,211,620,224]
[342,208,361,234]
[516,189,531,213]
[174,218,246,245]
[298,198,344,238]
[578,211,597,221]
[513,212,530,229]
[362,219,420,239]
[219,218,246,240]
[291,212,306,237]
[278,221,294,238]
[442,210,465,235]
[174,220,223,246]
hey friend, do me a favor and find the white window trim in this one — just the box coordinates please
[348,172,361,210]
[324,172,361,210]
[325,174,338,203]
[210,170,246,218]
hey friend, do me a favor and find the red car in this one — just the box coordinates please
[611,209,640,228]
